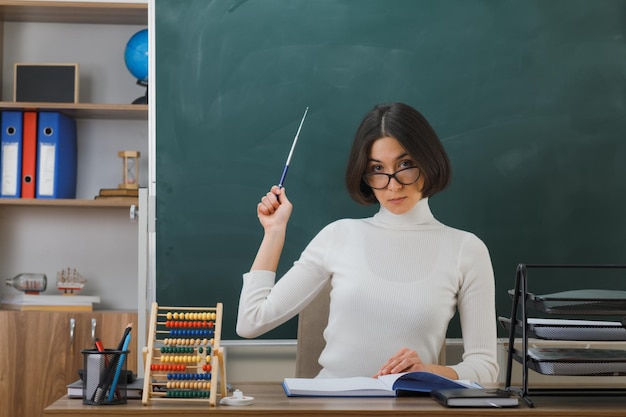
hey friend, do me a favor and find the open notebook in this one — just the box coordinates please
[283,371,481,397]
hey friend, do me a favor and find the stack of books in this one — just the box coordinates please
[94,188,138,203]
[1,293,100,311]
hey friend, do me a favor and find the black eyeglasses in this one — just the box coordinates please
[362,167,421,190]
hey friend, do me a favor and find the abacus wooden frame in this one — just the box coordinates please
[142,302,227,406]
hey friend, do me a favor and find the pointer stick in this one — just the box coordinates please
[278,107,309,188]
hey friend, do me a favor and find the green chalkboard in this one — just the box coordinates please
[155,0,626,340]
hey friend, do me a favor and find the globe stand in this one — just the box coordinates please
[132,80,148,105]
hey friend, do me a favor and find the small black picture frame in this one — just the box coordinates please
[14,63,79,103]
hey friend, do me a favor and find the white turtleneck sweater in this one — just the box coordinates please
[237,198,499,382]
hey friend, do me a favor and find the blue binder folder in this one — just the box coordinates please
[36,112,77,199]
[0,111,24,198]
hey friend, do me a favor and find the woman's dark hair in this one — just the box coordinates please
[345,102,451,205]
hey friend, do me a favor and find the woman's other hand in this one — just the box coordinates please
[375,347,427,377]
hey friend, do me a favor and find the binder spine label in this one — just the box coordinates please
[38,143,57,197]
[1,143,19,196]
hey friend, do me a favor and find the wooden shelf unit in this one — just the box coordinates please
[0,4,147,416]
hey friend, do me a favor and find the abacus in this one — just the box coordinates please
[142,302,226,406]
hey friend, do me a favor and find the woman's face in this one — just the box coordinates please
[366,136,424,215]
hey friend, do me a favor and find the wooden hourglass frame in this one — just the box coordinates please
[118,150,140,189]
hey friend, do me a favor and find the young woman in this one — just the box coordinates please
[237,102,499,382]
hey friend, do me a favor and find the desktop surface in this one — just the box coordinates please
[44,381,626,417]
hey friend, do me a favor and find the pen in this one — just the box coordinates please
[94,338,105,353]
[107,331,131,402]
[95,337,123,400]
[116,323,132,351]
[278,107,309,188]
[92,357,117,403]
[94,337,111,380]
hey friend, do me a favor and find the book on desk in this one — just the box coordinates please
[431,388,519,407]
[283,371,481,397]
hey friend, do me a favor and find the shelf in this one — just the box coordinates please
[0,198,138,208]
[0,1,148,25]
[0,102,148,120]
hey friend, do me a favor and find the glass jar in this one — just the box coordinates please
[5,273,47,293]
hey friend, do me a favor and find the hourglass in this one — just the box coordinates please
[118,150,140,189]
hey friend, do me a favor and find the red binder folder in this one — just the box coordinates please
[21,111,37,198]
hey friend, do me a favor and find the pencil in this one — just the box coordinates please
[116,323,133,350]
[107,331,132,402]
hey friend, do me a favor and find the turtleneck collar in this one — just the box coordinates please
[370,197,441,229]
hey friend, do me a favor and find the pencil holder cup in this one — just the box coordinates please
[81,348,130,405]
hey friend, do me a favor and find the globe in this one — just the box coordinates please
[124,28,148,84]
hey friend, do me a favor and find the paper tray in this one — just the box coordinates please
[498,317,626,341]
[508,289,626,315]
[512,348,626,376]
